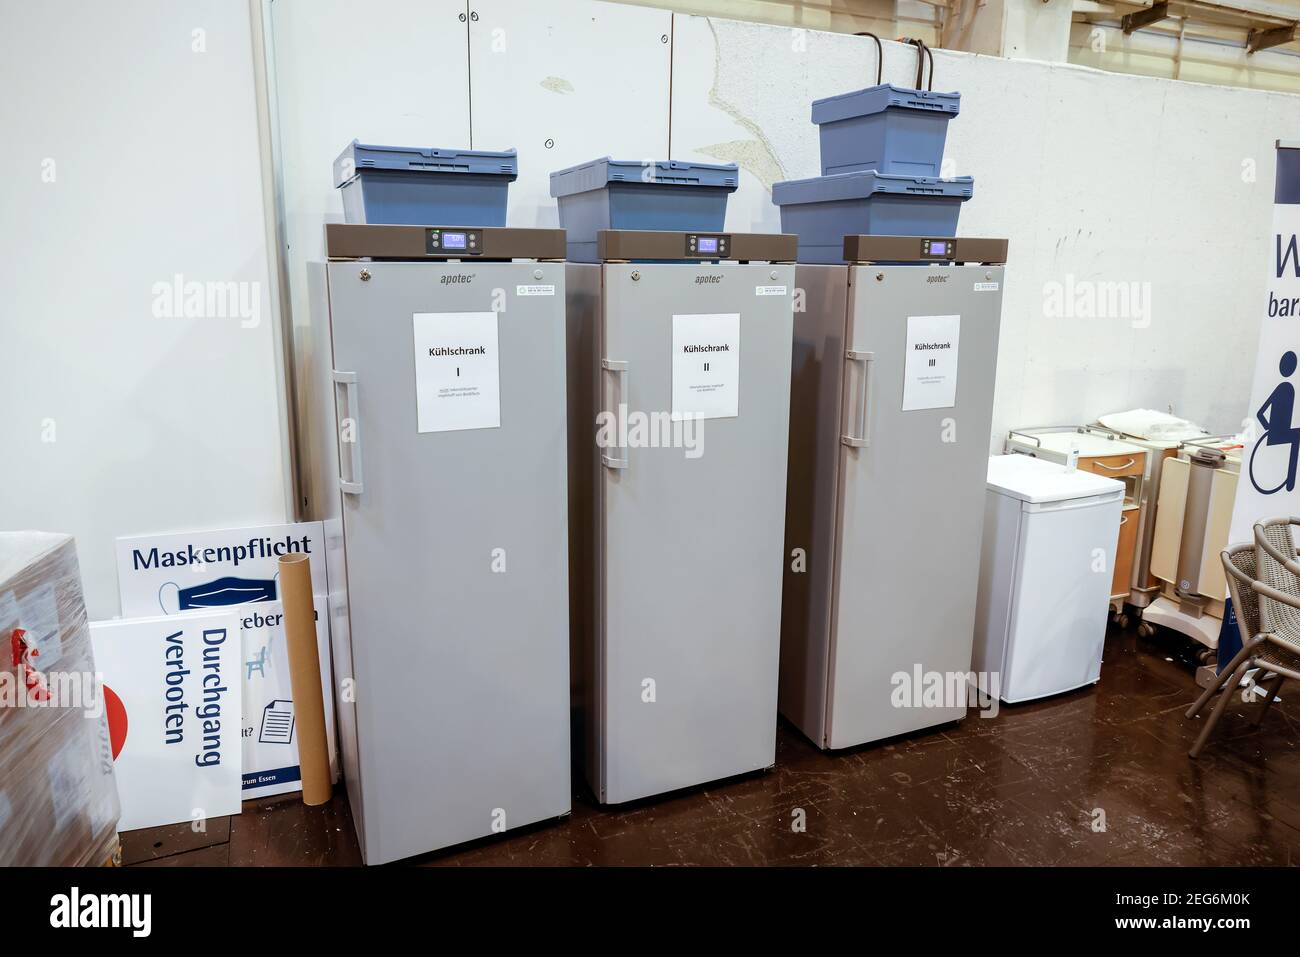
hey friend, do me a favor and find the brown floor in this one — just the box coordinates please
[124,621,1300,867]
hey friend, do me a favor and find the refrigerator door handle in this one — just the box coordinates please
[601,359,629,469]
[842,350,875,449]
[333,370,364,495]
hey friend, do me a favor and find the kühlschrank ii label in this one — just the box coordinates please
[412,312,501,433]
[902,314,961,412]
[671,313,741,421]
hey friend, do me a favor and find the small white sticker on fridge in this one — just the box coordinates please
[902,314,961,412]
[412,312,501,433]
[755,285,788,297]
[671,313,741,421]
[974,282,999,292]
[516,284,556,297]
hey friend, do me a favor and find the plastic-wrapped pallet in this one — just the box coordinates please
[0,532,120,866]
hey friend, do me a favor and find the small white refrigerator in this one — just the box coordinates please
[973,455,1125,703]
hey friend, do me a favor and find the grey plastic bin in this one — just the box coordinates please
[550,157,738,261]
[772,171,974,264]
[813,85,960,178]
[334,140,518,226]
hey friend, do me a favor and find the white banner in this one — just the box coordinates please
[236,599,337,799]
[114,523,336,800]
[1228,149,1300,545]
[91,612,243,831]
[115,522,327,616]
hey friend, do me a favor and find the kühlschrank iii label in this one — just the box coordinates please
[902,314,961,412]
[412,312,501,433]
[672,313,741,421]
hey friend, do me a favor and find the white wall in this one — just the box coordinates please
[0,0,287,618]
[271,1,1298,452]
[665,16,1300,445]
[269,0,1294,452]
[6,0,1293,621]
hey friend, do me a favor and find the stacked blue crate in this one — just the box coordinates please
[773,73,974,263]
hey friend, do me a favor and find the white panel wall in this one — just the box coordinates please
[269,2,1300,453]
[10,0,1287,622]
[269,0,472,510]
[667,16,1300,447]
[0,1,286,619]
[469,0,672,225]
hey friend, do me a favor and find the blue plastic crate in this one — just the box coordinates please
[550,157,739,262]
[333,140,518,226]
[772,170,974,264]
[812,85,960,178]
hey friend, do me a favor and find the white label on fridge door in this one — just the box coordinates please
[672,313,741,421]
[902,314,960,412]
[755,285,788,297]
[515,284,555,297]
[412,312,501,433]
[974,281,999,292]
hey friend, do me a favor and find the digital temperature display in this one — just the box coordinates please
[697,237,719,254]
[442,232,468,250]
[928,241,947,255]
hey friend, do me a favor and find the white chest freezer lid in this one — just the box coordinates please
[1031,432,1145,457]
[986,454,1124,504]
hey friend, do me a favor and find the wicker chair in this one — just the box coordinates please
[1185,518,1300,758]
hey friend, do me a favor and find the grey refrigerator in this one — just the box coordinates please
[566,230,797,803]
[295,224,572,864]
[780,235,1008,749]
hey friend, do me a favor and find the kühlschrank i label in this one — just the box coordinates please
[902,314,960,412]
[672,313,741,421]
[412,312,501,433]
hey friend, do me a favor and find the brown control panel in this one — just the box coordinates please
[842,235,1008,265]
[597,229,797,263]
[325,224,566,261]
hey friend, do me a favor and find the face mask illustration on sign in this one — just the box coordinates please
[158,575,279,614]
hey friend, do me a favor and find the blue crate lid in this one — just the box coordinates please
[772,170,973,207]
[333,140,518,189]
[550,157,739,197]
[811,85,960,125]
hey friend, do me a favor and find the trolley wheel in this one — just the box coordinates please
[1117,613,1130,629]
[1198,648,1216,666]
[1137,621,1156,638]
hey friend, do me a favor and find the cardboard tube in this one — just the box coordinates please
[279,553,332,806]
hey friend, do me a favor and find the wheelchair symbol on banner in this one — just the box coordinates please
[1250,350,1300,495]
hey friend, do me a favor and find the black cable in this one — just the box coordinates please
[905,37,936,91]
[853,32,883,85]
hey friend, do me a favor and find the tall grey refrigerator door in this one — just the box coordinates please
[825,264,1004,749]
[325,261,571,864]
[594,263,794,803]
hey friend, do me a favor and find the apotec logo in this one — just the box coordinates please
[49,888,152,937]
[694,275,722,284]
[440,273,476,284]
